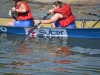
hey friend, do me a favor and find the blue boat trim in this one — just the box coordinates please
[0,26,26,35]
[66,28,100,38]
[0,26,100,39]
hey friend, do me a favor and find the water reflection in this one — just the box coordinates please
[0,34,100,75]
[67,38,100,49]
[0,0,100,75]
[0,33,25,50]
[51,46,71,73]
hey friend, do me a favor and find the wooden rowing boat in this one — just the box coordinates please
[0,18,100,39]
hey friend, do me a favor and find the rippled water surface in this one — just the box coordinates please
[0,33,100,75]
[0,0,100,20]
[0,0,100,75]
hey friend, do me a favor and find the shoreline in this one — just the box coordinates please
[32,0,100,4]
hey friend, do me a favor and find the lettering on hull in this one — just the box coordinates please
[38,28,67,37]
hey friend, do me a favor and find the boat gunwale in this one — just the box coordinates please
[0,17,100,21]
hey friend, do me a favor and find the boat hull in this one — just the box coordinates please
[0,26,100,39]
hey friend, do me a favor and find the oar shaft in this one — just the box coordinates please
[4,13,50,50]
[79,11,98,16]
[43,14,49,19]
[15,13,49,44]
[92,19,100,28]
[19,13,50,43]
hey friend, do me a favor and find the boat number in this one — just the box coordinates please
[0,27,7,32]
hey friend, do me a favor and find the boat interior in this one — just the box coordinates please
[0,17,100,28]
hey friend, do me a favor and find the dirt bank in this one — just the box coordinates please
[33,0,100,4]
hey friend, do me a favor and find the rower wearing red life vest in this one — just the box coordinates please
[35,1,76,28]
[6,0,34,27]
[53,3,75,28]
[16,1,33,21]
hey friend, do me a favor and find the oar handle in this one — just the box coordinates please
[79,11,98,16]
[11,11,17,20]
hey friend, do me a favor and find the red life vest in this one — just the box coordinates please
[16,1,33,20]
[54,4,75,27]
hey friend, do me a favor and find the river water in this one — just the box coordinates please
[0,0,100,75]
[0,34,100,75]
[0,0,100,20]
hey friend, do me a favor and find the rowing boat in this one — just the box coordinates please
[0,18,100,38]
[0,25,100,38]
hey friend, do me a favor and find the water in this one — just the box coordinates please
[0,33,100,75]
[0,0,100,20]
[0,0,100,75]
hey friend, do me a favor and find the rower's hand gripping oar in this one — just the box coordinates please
[12,0,17,20]
[79,11,100,28]
[4,13,50,50]
[9,10,17,20]
[9,0,17,20]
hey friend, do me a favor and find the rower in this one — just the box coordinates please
[6,0,34,27]
[35,1,76,28]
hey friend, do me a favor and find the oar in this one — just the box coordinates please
[8,11,17,20]
[11,11,17,20]
[8,0,17,20]
[92,19,100,28]
[79,11,100,28]
[4,13,50,50]
[79,11,98,17]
